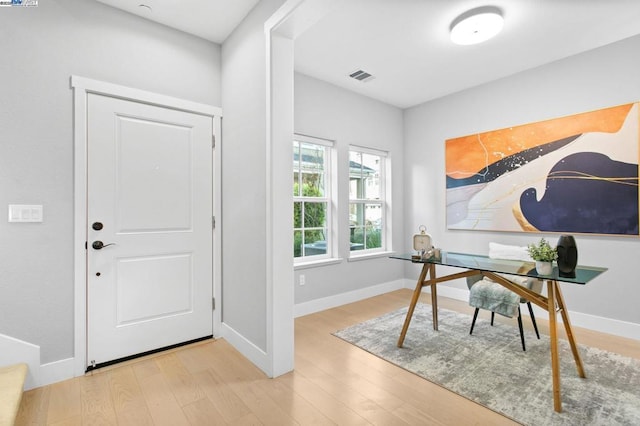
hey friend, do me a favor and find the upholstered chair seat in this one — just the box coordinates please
[466,243,543,351]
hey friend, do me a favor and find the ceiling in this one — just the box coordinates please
[94,0,260,44]
[96,0,640,109]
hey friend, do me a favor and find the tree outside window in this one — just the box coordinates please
[293,138,331,259]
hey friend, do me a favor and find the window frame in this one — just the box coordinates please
[293,134,335,264]
[348,145,389,256]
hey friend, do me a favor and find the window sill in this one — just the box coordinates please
[348,250,396,262]
[294,257,344,270]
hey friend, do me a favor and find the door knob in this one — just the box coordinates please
[92,240,116,250]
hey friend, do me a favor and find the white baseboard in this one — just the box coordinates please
[0,334,40,390]
[294,279,405,318]
[0,334,78,390]
[405,279,640,341]
[565,310,639,340]
[39,358,75,388]
[220,322,271,376]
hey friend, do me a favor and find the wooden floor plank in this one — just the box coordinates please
[107,366,146,413]
[107,366,154,425]
[282,373,370,425]
[295,353,406,414]
[45,378,82,425]
[14,385,50,426]
[191,368,253,423]
[48,415,82,426]
[181,398,229,426]
[255,374,336,426]
[137,373,190,426]
[154,353,206,407]
[225,379,298,426]
[114,408,155,426]
[131,358,162,382]
[79,372,118,425]
[174,342,218,375]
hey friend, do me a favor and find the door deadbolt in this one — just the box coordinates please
[92,222,104,231]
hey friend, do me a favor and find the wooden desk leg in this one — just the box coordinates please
[397,263,429,348]
[429,263,438,331]
[555,282,586,378]
[547,280,562,413]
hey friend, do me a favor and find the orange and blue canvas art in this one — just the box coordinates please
[445,103,639,235]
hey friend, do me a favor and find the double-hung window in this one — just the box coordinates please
[349,146,387,253]
[293,135,333,261]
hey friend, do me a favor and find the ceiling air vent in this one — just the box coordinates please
[349,69,375,83]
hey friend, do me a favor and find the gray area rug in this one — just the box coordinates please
[333,304,640,425]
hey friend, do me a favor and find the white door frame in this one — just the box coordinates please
[71,76,222,377]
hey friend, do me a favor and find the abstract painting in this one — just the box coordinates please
[445,103,639,235]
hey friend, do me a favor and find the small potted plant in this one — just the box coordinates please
[527,238,557,275]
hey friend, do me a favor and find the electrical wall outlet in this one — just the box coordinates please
[299,274,305,286]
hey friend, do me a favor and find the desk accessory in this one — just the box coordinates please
[557,235,578,278]
[413,225,434,259]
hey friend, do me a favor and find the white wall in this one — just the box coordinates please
[293,73,405,310]
[404,34,640,337]
[0,0,221,363]
[221,0,286,358]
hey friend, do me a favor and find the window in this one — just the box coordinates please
[349,147,387,253]
[293,135,333,261]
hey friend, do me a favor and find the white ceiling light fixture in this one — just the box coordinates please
[450,6,504,45]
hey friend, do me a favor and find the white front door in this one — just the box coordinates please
[86,93,213,368]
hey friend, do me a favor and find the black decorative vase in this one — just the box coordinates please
[556,235,578,278]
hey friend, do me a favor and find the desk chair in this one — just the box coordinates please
[467,273,542,351]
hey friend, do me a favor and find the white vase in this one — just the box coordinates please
[535,261,553,275]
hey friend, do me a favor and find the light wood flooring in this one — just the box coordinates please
[15,289,640,425]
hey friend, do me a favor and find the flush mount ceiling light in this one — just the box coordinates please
[450,6,504,45]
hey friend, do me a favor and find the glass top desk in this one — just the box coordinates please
[390,251,607,413]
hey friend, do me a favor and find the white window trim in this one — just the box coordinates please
[348,250,395,262]
[295,133,334,147]
[348,145,390,256]
[294,134,337,264]
[294,257,344,270]
[349,144,388,157]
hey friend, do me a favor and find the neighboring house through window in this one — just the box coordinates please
[349,146,388,254]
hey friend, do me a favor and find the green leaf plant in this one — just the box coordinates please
[527,238,558,262]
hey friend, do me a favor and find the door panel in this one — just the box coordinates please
[87,94,213,366]
[116,253,192,325]
[117,116,193,232]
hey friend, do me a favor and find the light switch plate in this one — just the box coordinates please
[8,204,43,222]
